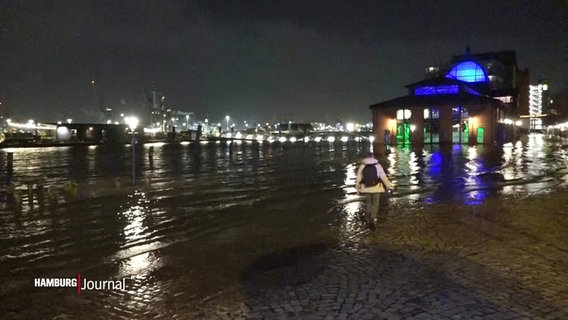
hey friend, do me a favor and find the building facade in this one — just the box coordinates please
[370,48,530,145]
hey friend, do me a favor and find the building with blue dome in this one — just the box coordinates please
[370,48,530,145]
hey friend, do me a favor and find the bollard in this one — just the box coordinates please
[13,190,22,211]
[27,183,34,207]
[7,152,13,175]
[196,125,202,143]
[47,186,59,208]
[148,146,154,166]
[63,181,78,202]
[36,183,45,209]
[0,151,4,173]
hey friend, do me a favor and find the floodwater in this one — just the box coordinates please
[1,133,567,318]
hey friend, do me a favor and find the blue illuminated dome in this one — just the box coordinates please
[446,61,488,83]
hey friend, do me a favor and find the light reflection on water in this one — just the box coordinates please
[1,133,567,317]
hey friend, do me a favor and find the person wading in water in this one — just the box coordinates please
[356,152,395,229]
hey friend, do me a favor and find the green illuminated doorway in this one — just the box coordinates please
[396,122,410,145]
[476,127,484,144]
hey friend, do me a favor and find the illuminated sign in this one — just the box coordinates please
[414,85,459,95]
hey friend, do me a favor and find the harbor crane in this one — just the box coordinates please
[91,80,113,123]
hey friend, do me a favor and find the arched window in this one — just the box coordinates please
[446,61,488,83]
[396,109,411,120]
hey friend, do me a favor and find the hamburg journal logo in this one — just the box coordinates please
[34,274,127,294]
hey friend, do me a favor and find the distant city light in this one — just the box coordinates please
[8,121,56,130]
[144,127,161,134]
[125,116,139,131]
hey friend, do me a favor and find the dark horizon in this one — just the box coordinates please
[1,0,567,125]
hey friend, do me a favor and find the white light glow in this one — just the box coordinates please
[396,109,412,120]
[529,84,543,130]
[9,122,56,130]
[144,127,161,134]
[125,117,139,131]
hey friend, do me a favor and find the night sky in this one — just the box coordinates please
[1,0,567,125]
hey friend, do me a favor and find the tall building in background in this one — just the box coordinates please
[529,84,543,130]
[539,79,550,113]
[527,79,550,131]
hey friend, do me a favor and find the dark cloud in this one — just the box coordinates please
[0,0,566,124]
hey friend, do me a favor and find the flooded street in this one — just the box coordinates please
[1,134,568,319]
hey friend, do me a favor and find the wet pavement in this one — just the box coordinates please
[176,188,568,320]
[1,135,568,319]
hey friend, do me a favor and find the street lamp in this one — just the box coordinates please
[126,116,139,186]
[186,115,189,130]
[225,115,230,131]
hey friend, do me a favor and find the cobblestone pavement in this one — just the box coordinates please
[193,190,568,319]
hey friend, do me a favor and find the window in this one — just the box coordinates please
[446,61,488,83]
[396,109,412,120]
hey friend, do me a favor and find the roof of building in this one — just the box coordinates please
[369,92,505,109]
[405,77,471,89]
